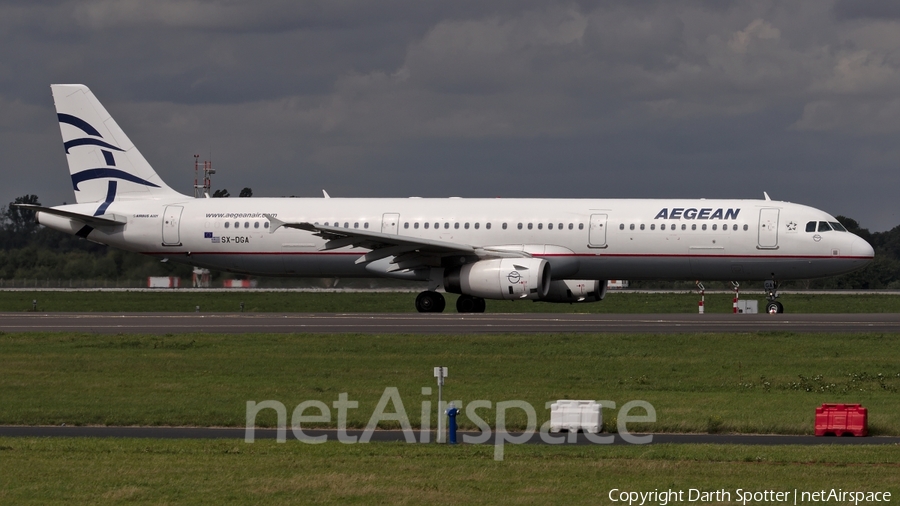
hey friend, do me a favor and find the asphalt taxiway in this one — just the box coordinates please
[2,425,898,445]
[2,312,900,334]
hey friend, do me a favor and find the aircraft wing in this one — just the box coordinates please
[265,214,529,271]
[12,204,127,227]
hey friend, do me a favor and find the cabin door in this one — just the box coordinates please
[758,208,779,249]
[588,214,608,248]
[162,206,183,246]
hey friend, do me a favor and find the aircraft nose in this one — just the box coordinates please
[852,235,875,259]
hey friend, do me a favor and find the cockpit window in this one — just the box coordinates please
[817,221,832,232]
[806,221,816,232]
[830,221,847,232]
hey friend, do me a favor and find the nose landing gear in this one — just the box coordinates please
[764,279,784,314]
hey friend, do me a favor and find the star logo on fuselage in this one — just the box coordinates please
[786,221,797,231]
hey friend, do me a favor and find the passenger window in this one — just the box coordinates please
[712,224,717,231]
[474,223,480,229]
[558,223,563,230]
[434,222,439,229]
[702,224,707,231]
[640,224,645,230]
[486,223,491,230]
[254,222,259,229]
[660,224,666,231]
[518,223,523,230]
[354,222,359,229]
[414,223,419,229]
[502,223,507,230]
[732,224,737,231]
[528,223,533,230]
[365,223,369,229]
[538,223,543,230]
[743,224,748,231]
[830,222,847,232]
[650,224,655,230]
[264,222,269,229]
[568,223,574,230]
[806,221,816,232]
[404,223,409,229]
[818,221,832,232]
[681,224,686,231]
[234,222,240,228]
[455,223,460,229]
[578,224,584,230]
[620,224,625,230]
[629,224,635,230]
[548,223,553,230]
[692,224,697,231]
[224,222,230,229]
[444,223,450,229]
[424,223,429,229]
[465,223,470,229]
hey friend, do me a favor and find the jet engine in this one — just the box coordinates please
[542,280,607,303]
[444,258,550,300]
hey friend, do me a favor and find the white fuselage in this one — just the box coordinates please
[38,196,875,282]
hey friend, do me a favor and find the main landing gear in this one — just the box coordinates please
[455,294,486,313]
[764,279,784,314]
[414,291,486,313]
[415,291,445,313]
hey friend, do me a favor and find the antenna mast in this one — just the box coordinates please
[193,154,215,198]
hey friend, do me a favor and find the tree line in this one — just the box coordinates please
[1,195,898,289]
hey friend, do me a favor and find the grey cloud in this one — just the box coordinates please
[834,0,900,20]
[3,0,900,230]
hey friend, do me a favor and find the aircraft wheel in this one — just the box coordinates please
[456,294,476,313]
[416,291,445,313]
[474,297,486,313]
[766,301,784,314]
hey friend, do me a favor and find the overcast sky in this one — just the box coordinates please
[3,1,900,231]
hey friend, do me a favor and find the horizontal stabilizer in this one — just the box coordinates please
[13,203,126,227]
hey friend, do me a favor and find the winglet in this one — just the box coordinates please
[764,192,771,201]
[264,215,320,234]
[323,190,331,198]
[264,214,284,234]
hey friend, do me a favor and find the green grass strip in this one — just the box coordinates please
[0,439,898,504]
[2,332,899,433]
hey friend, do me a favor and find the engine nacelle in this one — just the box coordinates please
[542,280,607,303]
[444,258,551,300]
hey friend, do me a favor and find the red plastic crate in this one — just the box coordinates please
[815,403,868,437]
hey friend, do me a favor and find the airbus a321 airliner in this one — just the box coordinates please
[18,85,875,313]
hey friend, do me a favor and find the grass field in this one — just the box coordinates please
[3,289,900,313]
[1,439,898,504]
[4,292,899,502]
[3,331,899,434]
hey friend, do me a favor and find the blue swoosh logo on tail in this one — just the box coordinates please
[58,113,102,137]
[71,169,160,191]
[64,138,125,154]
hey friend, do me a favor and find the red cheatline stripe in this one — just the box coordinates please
[142,251,872,260]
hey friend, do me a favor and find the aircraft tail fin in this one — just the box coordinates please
[51,84,184,204]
